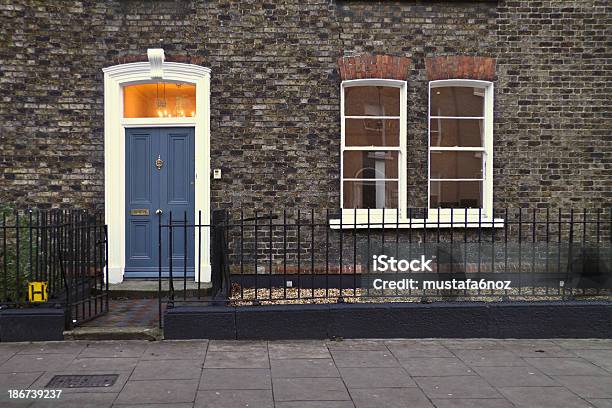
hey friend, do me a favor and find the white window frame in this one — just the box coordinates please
[331,78,503,229]
[427,79,494,223]
[340,79,407,223]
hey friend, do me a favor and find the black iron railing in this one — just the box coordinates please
[0,209,108,329]
[158,207,611,325]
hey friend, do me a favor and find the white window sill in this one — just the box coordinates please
[329,217,505,229]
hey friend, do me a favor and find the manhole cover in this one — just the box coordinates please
[45,374,119,388]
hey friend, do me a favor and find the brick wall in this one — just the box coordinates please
[0,0,609,211]
[495,0,611,208]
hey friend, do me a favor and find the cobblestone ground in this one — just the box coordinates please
[0,338,610,407]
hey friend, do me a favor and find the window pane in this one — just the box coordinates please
[430,181,482,208]
[345,119,399,147]
[345,86,400,116]
[430,151,483,179]
[343,151,398,179]
[430,86,484,117]
[344,181,398,209]
[124,82,196,118]
[430,119,483,147]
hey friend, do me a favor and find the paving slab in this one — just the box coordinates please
[501,339,577,357]
[115,379,198,404]
[452,349,528,367]
[273,377,350,402]
[339,367,416,388]
[131,359,203,380]
[554,339,612,350]
[271,358,339,378]
[439,339,505,350]
[327,339,388,351]
[195,389,273,408]
[199,368,271,390]
[349,387,434,408]
[29,392,117,408]
[430,399,514,408]
[501,339,565,349]
[204,351,269,369]
[498,386,594,408]
[588,399,612,408]
[208,340,267,352]
[330,350,400,368]
[0,344,27,354]
[275,401,355,408]
[0,346,25,366]
[142,339,207,360]
[472,365,559,387]
[415,376,502,399]
[65,357,139,372]
[386,340,454,358]
[114,405,193,408]
[0,354,75,373]
[0,399,33,408]
[553,375,612,399]
[384,339,441,347]
[572,349,612,372]
[0,372,44,389]
[17,342,87,356]
[78,341,148,359]
[525,357,610,376]
[400,357,475,377]
[269,341,331,359]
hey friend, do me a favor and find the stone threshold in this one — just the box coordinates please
[109,279,212,299]
[64,326,162,341]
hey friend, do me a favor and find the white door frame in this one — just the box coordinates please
[102,52,211,283]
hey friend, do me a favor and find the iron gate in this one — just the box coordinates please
[0,209,109,329]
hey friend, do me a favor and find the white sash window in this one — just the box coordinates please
[341,79,407,221]
[428,80,494,222]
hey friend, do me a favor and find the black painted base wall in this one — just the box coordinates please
[164,301,611,340]
[0,308,65,342]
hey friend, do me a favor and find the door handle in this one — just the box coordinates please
[156,209,163,215]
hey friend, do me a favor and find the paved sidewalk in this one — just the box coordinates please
[0,338,610,408]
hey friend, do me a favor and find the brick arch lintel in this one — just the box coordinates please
[425,56,496,81]
[337,53,412,81]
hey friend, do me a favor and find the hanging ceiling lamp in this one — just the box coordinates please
[156,82,167,117]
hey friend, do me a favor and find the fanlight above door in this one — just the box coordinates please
[123,82,196,118]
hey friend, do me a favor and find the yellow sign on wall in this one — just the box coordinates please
[28,281,48,303]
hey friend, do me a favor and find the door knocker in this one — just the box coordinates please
[155,154,164,170]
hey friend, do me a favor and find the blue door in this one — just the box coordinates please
[125,127,195,278]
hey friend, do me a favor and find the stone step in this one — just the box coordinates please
[64,326,162,341]
[108,279,212,299]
